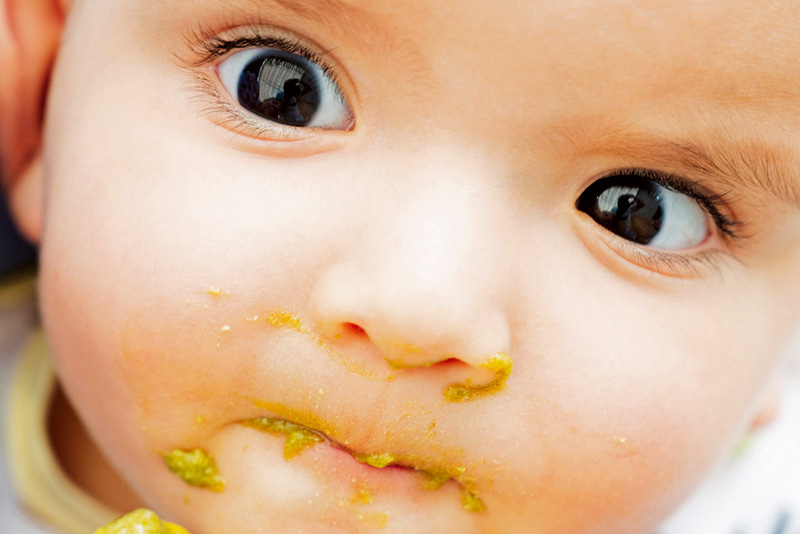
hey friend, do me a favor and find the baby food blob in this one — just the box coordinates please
[241,417,325,459]
[443,352,513,402]
[162,449,225,492]
[95,509,191,534]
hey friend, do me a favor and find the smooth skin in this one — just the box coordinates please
[3,0,800,533]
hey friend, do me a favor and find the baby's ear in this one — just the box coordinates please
[0,0,67,243]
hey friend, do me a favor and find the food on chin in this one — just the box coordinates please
[95,509,191,534]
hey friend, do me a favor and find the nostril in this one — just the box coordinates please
[430,357,471,371]
[343,323,365,336]
[330,322,367,341]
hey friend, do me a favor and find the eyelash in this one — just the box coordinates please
[606,168,740,240]
[588,168,744,277]
[180,23,348,140]
[605,234,736,278]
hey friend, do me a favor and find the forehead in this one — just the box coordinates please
[129,0,800,105]
[355,0,800,108]
[99,0,800,213]
[132,0,800,131]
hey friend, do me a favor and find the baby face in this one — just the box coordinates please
[39,0,800,532]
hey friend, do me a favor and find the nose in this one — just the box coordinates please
[310,173,512,373]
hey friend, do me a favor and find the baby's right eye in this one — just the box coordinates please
[217,48,354,131]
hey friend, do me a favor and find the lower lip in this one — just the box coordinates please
[297,435,446,498]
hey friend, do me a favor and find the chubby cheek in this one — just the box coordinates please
[495,269,785,531]
[480,381,681,532]
[506,397,692,532]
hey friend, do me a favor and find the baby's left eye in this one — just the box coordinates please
[576,172,710,250]
[217,48,354,130]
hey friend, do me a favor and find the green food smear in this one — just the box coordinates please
[163,449,225,492]
[95,508,191,534]
[461,489,485,512]
[352,451,397,469]
[422,466,466,490]
[443,352,513,402]
[241,417,325,459]
[353,454,482,514]
[384,358,435,370]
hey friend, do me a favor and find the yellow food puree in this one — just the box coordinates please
[443,352,513,402]
[95,509,191,534]
[241,417,325,459]
[162,449,225,492]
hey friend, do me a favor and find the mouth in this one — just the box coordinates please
[238,408,485,512]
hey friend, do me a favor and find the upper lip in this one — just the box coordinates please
[240,398,455,472]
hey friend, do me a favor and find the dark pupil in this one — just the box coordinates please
[237,52,320,127]
[576,176,664,245]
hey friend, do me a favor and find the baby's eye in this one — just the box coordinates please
[576,172,710,250]
[217,48,354,130]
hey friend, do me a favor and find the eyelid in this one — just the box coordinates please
[604,231,733,279]
[574,167,747,280]
[600,167,742,242]
[578,217,737,280]
[192,30,345,91]
[178,22,358,142]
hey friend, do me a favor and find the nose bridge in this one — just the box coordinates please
[388,176,484,293]
[312,155,512,369]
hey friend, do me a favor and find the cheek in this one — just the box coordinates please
[37,105,348,495]
[495,253,785,529]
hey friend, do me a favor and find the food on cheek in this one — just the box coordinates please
[461,489,486,512]
[162,449,225,492]
[206,286,229,297]
[443,352,513,402]
[357,511,390,528]
[95,509,191,534]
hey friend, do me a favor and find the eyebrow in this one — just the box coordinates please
[556,122,800,208]
[255,0,386,53]
[657,137,800,207]
[269,0,355,21]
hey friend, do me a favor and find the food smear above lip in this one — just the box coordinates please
[162,449,225,492]
[95,508,191,534]
[238,416,486,512]
[443,352,513,403]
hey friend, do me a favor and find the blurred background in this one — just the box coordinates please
[0,196,36,275]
